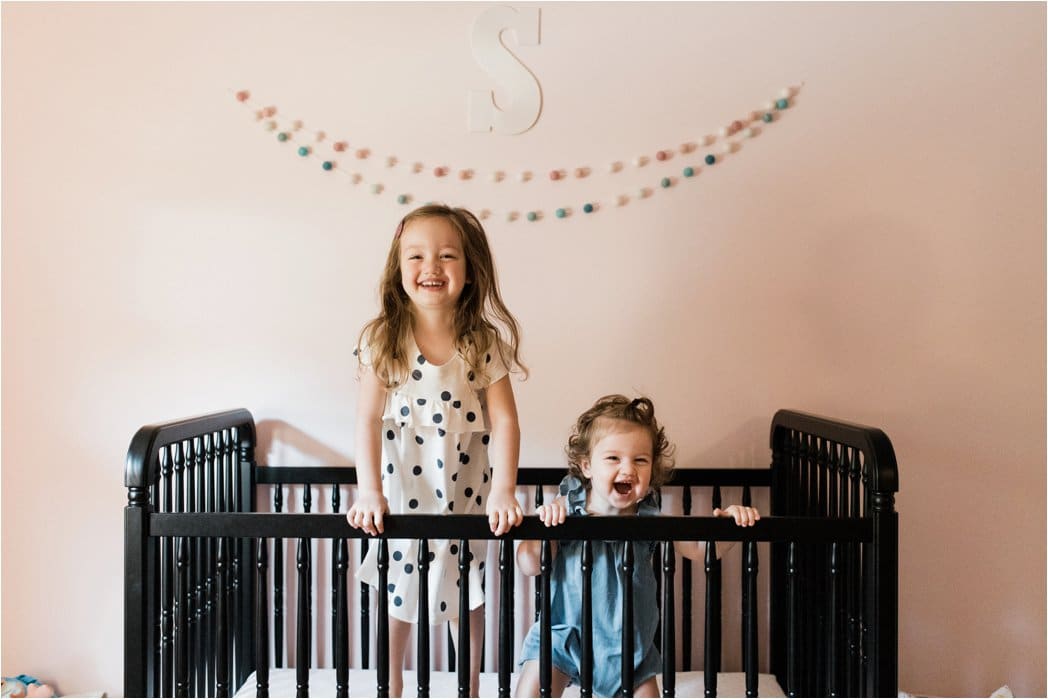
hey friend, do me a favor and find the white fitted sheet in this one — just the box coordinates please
[234,668,786,697]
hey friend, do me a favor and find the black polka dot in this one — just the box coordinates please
[482,435,490,445]
[437,458,444,469]
[483,472,489,483]
[468,551,474,562]
[353,348,359,356]
[386,464,394,474]
[417,398,427,406]
[412,465,422,476]
[409,499,419,509]
[386,430,395,440]
[400,406,410,417]
[436,489,443,498]
[459,453,470,465]
[405,563,414,574]
[476,495,483,506]
[394,596,403,607]
[429,552,436,562]
[433,413,443,424]
[450,544,459,554]
[453,400,462,409]
[393,550,403,561]
[465,487,473,498]
[441,391,452,401]
[468,371,475,382]
[440,601,447,612]
[417,355,426,365]
[412,369,423,381]
[448,501,455,511]
[479,561,485,570]
[387,583,395,592]
[466,412,476,422]
[438,429,446,437]
[415,435,424,445]
[452,472,458,482]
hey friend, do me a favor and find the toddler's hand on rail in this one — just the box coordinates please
[714,505,760,527]
[486,490,524,536]
[536,500,567,527]
[347,491,389,535]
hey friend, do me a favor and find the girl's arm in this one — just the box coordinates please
[485,374,524,536]
[675,505,760,561]
[346,367,389,535]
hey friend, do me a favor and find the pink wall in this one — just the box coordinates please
[2,3,1045,696]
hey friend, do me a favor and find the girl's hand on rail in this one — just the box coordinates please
[714,505,761,527]
[347,491,389,535]
[536,500,567,527]
[486,489,524,536]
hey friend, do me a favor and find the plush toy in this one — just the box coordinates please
[0,676,55,698]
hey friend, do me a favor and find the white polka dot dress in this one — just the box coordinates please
[356,336,508,624]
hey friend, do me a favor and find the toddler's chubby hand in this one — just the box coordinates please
[714,504,761,527]
[347,491,389,535]
[536,500,567,527]
[486,490,524,536]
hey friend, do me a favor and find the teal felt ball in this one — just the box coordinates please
[704,154,716,165]
[583,203,594,213]
[683,166,695,177]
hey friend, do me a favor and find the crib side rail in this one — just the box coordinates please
[768,410,898,698]
[125,409,260,699]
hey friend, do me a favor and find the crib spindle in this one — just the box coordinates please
[215,538,229,698]
[539,539,552,698]
[149,455,162,699]
[786,541,798,697]
[175,537,190,698]
[534,485,544,623]
[301,488,313,669]
[704,539,721,698]
[828,541,841,697]
[743,541,759,697]
[847,448,862,698]
[618,540,634,698]
[296,539,310,697]
[417,539,431,698]
[661,541,676,698]
[161,447,174,698]
[360,538,370,670]
[255,539,270,698]
[580,539,593,698]
[273,485,284,668]
[498,539,514,698]
[681,487,692,672]
[457,539,471,698]
[203,434,215,698]
[376,539,389,698]
[192,438,206,698]
[331,485,341,663]
[335,538,349,699]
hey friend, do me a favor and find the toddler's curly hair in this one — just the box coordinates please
[566,395,676,489]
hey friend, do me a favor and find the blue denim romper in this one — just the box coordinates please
[519,475,662,697]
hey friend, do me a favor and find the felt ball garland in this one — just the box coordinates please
[233,84,801,223]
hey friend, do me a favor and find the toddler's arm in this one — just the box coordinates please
[346,367,390,535]
[516,500,566,576]
[675,504,760,561]
[485,375,524,536]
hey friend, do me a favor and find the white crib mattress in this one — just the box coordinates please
[234,668,786,697]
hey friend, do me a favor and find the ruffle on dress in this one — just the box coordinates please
[557,474,662,517]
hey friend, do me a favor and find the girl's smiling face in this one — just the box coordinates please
[580,420,654,515]
[398,216,468,313]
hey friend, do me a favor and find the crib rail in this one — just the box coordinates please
[125,408,898,699]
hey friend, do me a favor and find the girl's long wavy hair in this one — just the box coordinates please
[357,204,527,388]
[566,395,676,489]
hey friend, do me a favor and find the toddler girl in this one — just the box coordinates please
[514,395,759,698]
[348,204,527,697]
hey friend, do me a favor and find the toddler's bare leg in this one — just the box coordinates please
[387,617,412,697]
[513,660,571,698]
[633,676,660,697]
[448,606,486,696]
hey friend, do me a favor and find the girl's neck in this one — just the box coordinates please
[411,310,458,364]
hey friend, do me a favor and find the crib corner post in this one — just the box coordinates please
[125,484,156,698]
[866,490,898,698]
[236,424,259,690]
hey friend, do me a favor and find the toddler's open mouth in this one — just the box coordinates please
[613,481,633,495]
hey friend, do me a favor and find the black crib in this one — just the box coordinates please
[125,409,898,698]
